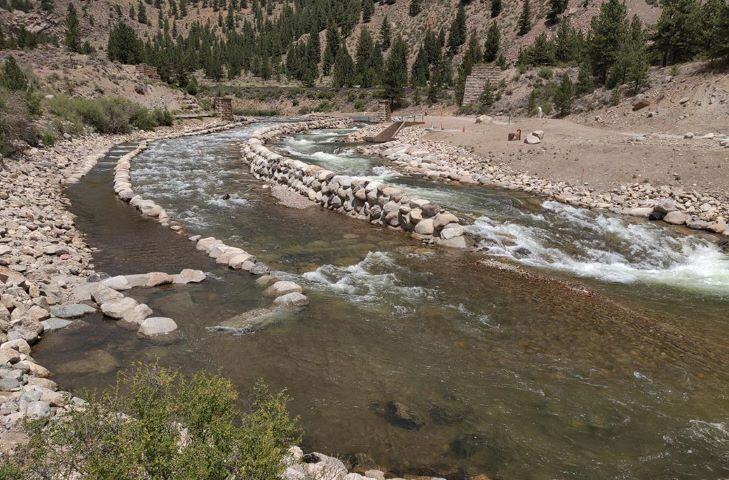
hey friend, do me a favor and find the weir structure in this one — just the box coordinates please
[462,64,503,105]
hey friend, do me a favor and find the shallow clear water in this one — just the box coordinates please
[34,125,729,479]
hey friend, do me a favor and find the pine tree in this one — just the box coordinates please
[355,27,376,87]
[382,35,408,103]
[411,47,429,87]
[652,0,701,66]
[554,17,581,63]
[547,0,568,25]
[478,80,495,113]
[362,0,374,23]
[484,22,500,62]
[588,0,626,84]
[553,73,573,116]
[1,55,28,91]
[332,44,355,87]
[609,15,648,92]
[64,4,81,52]
[107,22,143,64]
[701,0,729,62]
[447,3,467,52]
[491,0,502,18]
[380,16,391,51]
[40,0,54,12]
[138,0,148,24]
[575,61,595,95]
[322,21,341,75]
[517,0,531,36]
[409,0,422,16]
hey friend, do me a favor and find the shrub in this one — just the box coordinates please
[353,99,366,111]
[0,88,37,155]
[1,56,28,91]
[7,365,300,479]
[538,67,553,79]
[46,96,173,134]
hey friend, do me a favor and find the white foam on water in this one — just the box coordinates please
[302,251,431,304]
[468,201,729,294]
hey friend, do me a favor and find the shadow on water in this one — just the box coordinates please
[33,126,729,479]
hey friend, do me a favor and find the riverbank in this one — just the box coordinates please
[352,117,729,239]
[0,118,240,451]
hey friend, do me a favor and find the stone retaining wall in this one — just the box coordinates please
[242,118,469,249]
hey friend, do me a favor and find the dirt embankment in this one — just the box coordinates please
[423,115,729,197]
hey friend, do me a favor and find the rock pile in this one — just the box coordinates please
[355,124,729,237]
[242,118,469,249]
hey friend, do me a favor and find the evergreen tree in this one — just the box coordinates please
[332,44,355,87]
[410,0,422,16]
[448,3,467,52]
[322,21,341,75]
[411,47,429,87]
[554,18,582,63]
[652,0,701,66]
[517,0,531,36]
[138,0,148,24]
[382,35,408,103]
[484,22,500,62]
[553,73,573,116]
[701,0,729,62]
[40,0,54,12]
[0,55,28,91]
[608,15,648,92]
[65,4,81,53]
[107,22,143,64]
[575,61,595,95]
[355,27,376,87]
[547,0,568,25]
[362,0,374,23]
[587,0,626,84]
[478,80,495,113]
[380,16,391,51]
[491,0,502,18]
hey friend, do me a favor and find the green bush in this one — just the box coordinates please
[353,99,366,111]
[46,96,173,134]
[7,365,300,480]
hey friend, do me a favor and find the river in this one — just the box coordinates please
[34,123,729,479]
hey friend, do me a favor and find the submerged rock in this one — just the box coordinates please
[211,308,286,334]
[49,303,95,319]
[384,401,424,430]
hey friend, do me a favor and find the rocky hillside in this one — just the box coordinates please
[2,0,663,63]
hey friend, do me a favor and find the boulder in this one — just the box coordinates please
[440,224,465,239]
[102,275,131,291]
[414,218,435,235]
[273,292,309,309]
[138,317,178,337]
[1,339,31,355]
[653,198,677,214]
[631,96,650,111]
[146,272,173,287]
[663,211,688,225]
[100,297,138,319]
[264,281,303,297]
[433,212,459,230]
[532,130,545,139]
[172,269,206,284]
[122,304,153,326]
[49,303,95,319]
[524,134,541,145]
[91,284,124,304]
[41,318,74,331]
[474,115,492,124]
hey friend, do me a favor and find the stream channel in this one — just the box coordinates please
[34,123,729,479]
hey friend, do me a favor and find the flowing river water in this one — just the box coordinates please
[34,123,729,479]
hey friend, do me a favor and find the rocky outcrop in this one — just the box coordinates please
[242,118,469,248]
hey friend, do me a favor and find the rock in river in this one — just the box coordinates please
[264,281,303,297]
[273,292,310,309]
[384,401,424,430]
[138,317,178,337]
[49,303,96,319]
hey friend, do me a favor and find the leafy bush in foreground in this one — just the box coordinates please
[4,365,300,480]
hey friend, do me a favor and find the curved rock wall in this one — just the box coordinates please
[242,118,469,249]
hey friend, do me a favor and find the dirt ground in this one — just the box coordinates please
[422,115,729,197]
